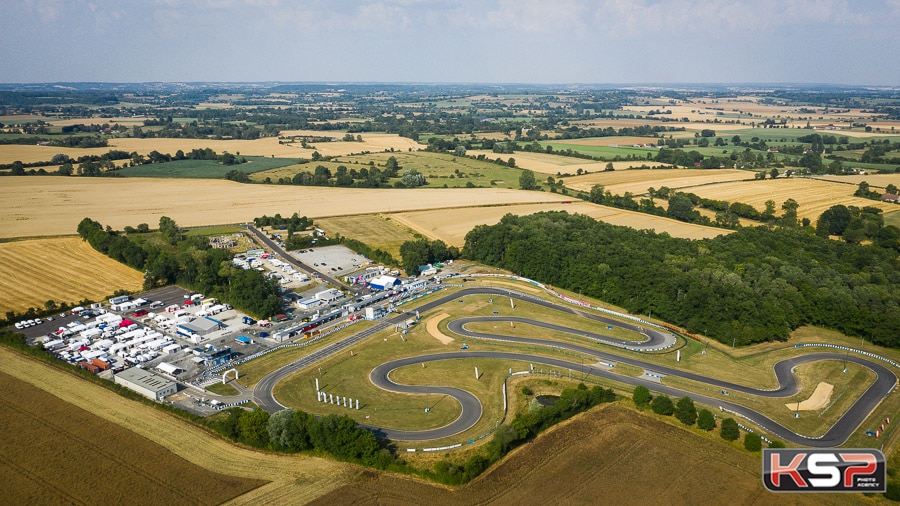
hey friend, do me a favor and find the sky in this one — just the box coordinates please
[2,0,899,85]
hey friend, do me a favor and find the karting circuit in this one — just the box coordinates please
[251,286,898,447]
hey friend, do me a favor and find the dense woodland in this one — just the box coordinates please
[463,212,900,348]
[77,217,282,318]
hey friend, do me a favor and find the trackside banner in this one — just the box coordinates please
[762,448,886,493]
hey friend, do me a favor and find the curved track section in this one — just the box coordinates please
[253,287,897,446]
[371,351,896,446]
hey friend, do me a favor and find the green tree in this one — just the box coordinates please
[816,204,852,237]
[239,408,271,447]
[763,199,777,220]
[697,409,716,431]
[666,195,695,222]
[267,408,296,450]
[519,169,537,190]
[158,216,181,245]
[720,417,740,441]
[650,395,674,416]
[780,198,799,226]
[633,385,651,408]
[400,168,427,187]
[886,184,898,195]
[768,440,785,448]
[384,156,400,176]
[743,432,762,452]
[674,396,697,425]
[399,239,432,275]
[588,184,605,204]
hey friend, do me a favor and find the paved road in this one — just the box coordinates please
[250,286,897,446]
[245,225,349,290]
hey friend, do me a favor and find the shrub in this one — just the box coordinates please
[650,395,674,416]
[720,418,740,441]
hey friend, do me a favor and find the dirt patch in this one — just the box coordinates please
[426,313,454,345]
[785,382,835,411]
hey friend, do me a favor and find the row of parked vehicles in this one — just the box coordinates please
[15,317,47,329]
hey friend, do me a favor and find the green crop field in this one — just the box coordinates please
[539,142,659,160]
[252,150,527,188]
[115,156,295,178]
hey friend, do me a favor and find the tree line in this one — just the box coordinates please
[77,217,282,318]
[462,211,900,347]
[632,386,771,452]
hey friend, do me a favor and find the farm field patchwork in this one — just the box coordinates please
[464,149,641,174]
[115,156,295,178]
[0,370,266,505]
[0,237,144,315]
[563,168,754,195]
[390,201,730,246]
[682,178,897,220]
[0,177,572,239]
[0,133,424,165]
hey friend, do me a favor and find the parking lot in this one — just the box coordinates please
[291,245,370,276]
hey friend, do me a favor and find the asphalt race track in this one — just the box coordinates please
[253,287,897,446]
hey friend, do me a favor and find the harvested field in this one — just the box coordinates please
[464,150,641,174]
[0,134,423,165]
[315,214,418,259]
[391,202,730,246]
[0,370,265,505]
[0,237,143,315]
[684,178,897,220]
[0,347,357,505]
[813,174,900,190]
[564,168,753,195]
[0,177,571,239]
[308,404,851,506]
[560,136,660,147]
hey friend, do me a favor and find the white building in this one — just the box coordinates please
[314,288,343,303]
[114,367,177,400]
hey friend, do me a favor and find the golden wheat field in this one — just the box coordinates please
[0,348,357,505]
[0,177,572,239]
[463,150,644,175]
[0,237,144,315]
[390,201,730,246]
[685,178,897,220]
[564,168,754,195]
[0,133,424,165]
[813,174,900,190]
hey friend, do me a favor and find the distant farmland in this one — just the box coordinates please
[0,177,572,239]
[564,168,754,195]
[390,201,730,245]
[116,156,295,178]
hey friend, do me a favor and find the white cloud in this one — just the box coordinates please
[27,0,65,22]
[591,0,877,38]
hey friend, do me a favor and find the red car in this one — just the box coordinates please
[133,309,148,317]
